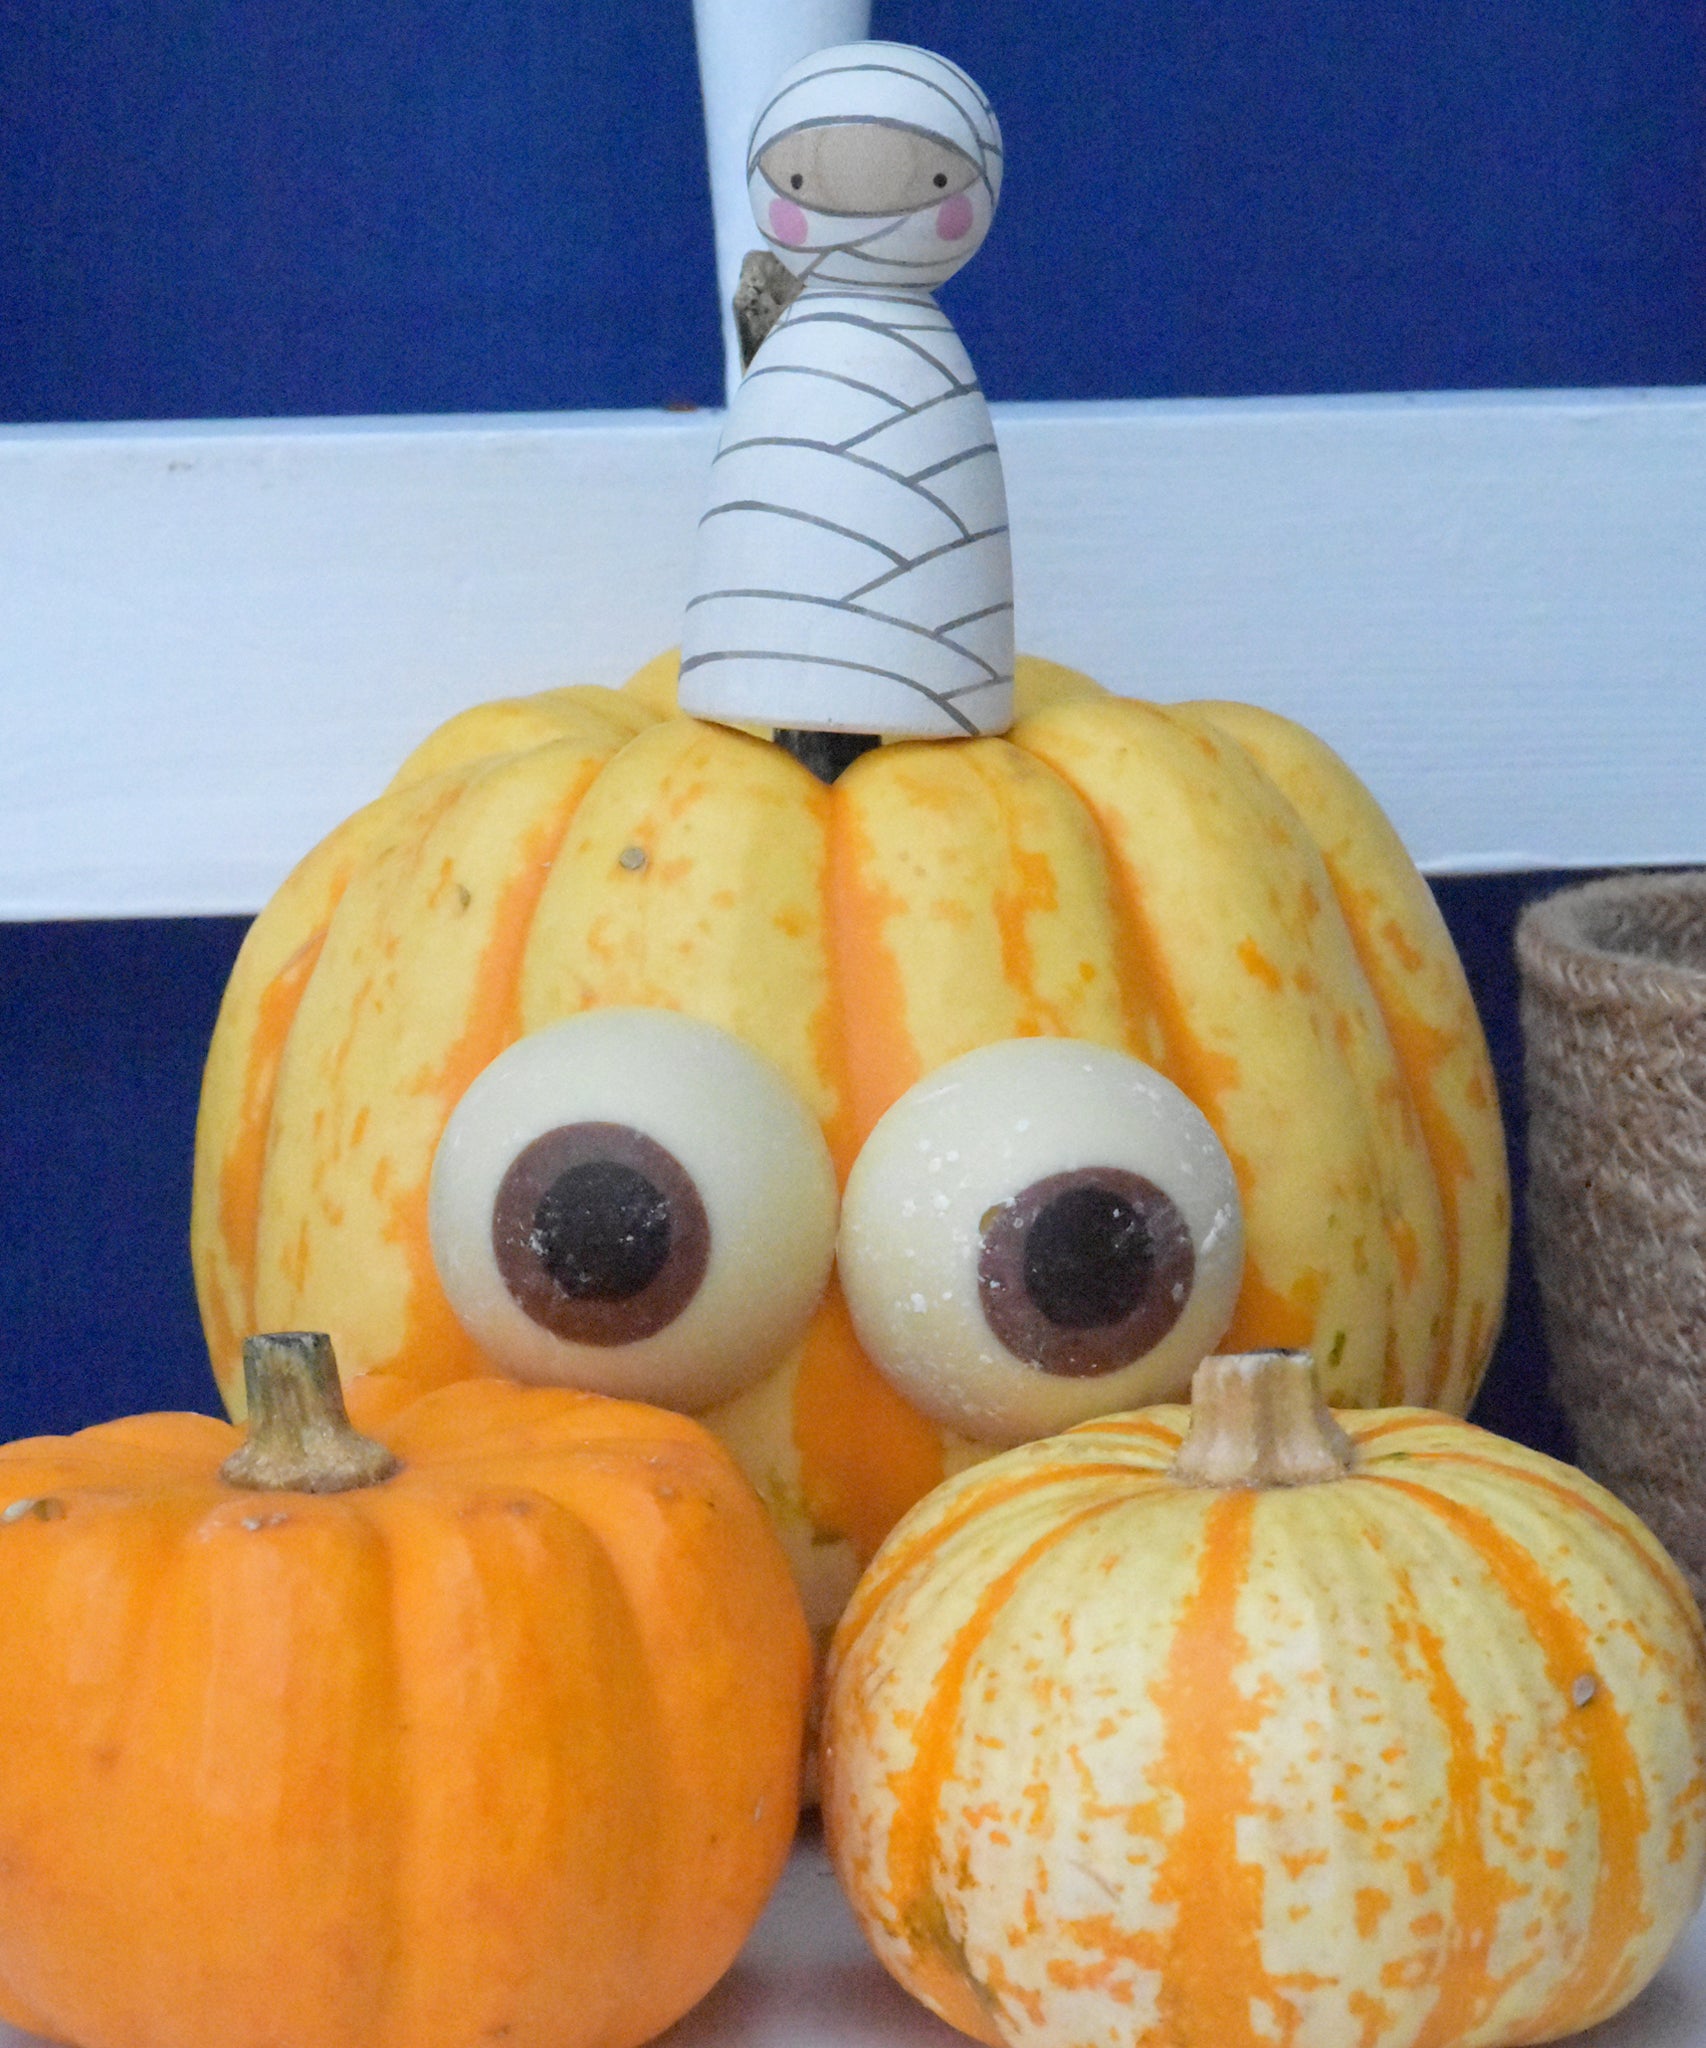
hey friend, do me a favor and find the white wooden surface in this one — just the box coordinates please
[2,386,1701,919]
[0,1831,1699,2048]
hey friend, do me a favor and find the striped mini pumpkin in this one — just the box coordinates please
[821,1352,1706,2048]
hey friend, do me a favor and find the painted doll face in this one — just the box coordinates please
[745,41,1002,289]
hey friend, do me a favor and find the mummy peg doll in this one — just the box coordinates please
[680,42,1013,745]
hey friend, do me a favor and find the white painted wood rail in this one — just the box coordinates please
[1,386,1702,917]
[2,0,1701,917]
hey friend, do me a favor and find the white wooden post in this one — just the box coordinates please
[693,0,871,403]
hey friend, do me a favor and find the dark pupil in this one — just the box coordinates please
[933,172,948,187]
[790,173,804,189]
[1023,1186,1153,1329]
[529,1162,671,1301]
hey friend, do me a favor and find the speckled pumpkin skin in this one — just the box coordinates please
[821,1405,1706,2048]
[191,654,1508,1633]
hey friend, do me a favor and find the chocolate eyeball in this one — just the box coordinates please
[837,1040,1244,1444]
[429,1009,838,1412]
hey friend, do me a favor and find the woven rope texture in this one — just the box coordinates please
[1518,871,1706,1607]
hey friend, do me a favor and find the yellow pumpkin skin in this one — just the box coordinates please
[0,1373,810,2048]
[820,1395,1706,2048]
[191,654,1509,1631]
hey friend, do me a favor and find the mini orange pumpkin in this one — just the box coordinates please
[822,1351,1706,2048]
[192,654,1508,1631]
[0,1334,810,2048]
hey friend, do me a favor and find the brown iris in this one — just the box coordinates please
[492,1123,710,1346]
[977,1168,1194,1376]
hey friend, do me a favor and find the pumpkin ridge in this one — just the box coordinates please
[0,1493,188,2043]
[206,931,328,1404]
[1342,1409,1445,1448]
[1374,1541,1541,2046]
[1368,1447,1706,1666]
[146,1494,402,2042]
[834,1456,1166,1657]
[376,757,603,1388]
[1012,699,1403,1398]
[1147,1486,1322,2046]
[1065,1412,1186,1455]
[869,1488,1148,2040]
[1375,1476,1656,2034]
[826,757,927,1157]
[1006,732,1173,1072]
[1185,700,1508,1414]
[788,761,951,1571]
[1013,709,1240,1132]
[196,765,486,1411]
[961,743,1087,1043]
[1161,704,1448,1408]
[363,1482,648,2045]
[255,740,612,1389]
[231,766,494,1387]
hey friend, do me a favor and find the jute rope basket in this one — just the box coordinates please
[1517,870,1706,1608]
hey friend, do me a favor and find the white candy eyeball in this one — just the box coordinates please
[428,1009,838,1412]
[837,1039,1244,1444]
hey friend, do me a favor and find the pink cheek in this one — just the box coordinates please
[936,192,974,241]
[768,197,809,247]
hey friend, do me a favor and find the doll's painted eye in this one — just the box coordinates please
[429,1009,837,1412]
[757,125,978,216]
[837,1039,1244,1444]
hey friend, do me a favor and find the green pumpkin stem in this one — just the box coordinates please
[1170,1350,1357,1489]
[220,1332,400,1494]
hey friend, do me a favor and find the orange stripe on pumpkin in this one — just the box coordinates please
[208,930,328,1402]
[1148,1489,1333,2046]
[1347,1411,1446,1449]
[1015,751,1328,1367]
[1222,1262,1327,1355]
[964,747,1077,1042]
[1377,1478,1655,2035]
[1068,1415,1186,1454]
[1385,1449,1706,1659]
[1378,1553,1533,2045]
[376,774,601,1389]
[836,1459,1166,1663]
[825,778,922,1175]
[876,1492,1142,2045]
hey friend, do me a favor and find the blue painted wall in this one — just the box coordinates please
[3,0,1700,423]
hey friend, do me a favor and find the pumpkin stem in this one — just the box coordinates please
[220,1332,401,1494]
[774,729,882,783]
[1169,1350,1356,1489]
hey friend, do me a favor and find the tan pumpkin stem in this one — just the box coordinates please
[1170,1350,1357,1489]
[220,1332,401,1494]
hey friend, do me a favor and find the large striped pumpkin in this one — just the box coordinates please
[192,654,1507,1630]
[821,1352,1706,2048]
